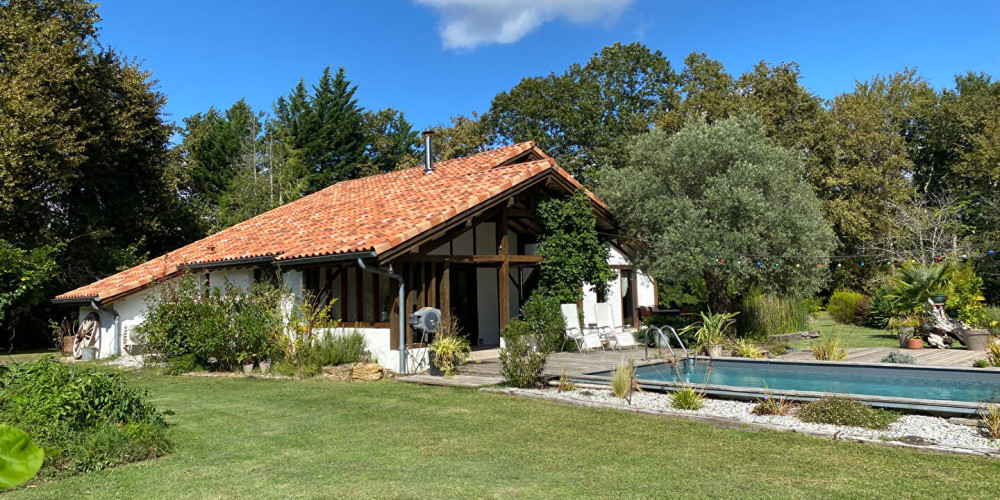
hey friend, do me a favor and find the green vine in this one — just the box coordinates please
[536,190,615,303]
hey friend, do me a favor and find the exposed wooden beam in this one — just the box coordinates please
[506,208,535,219]
[378,171,564,263]
[498,205,510,332]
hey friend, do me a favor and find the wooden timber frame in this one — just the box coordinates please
[294,170,619,352]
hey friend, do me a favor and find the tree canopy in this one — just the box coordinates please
[599,115,838,311]
[487,42,678,182]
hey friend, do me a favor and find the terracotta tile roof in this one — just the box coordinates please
[55,142,603,303]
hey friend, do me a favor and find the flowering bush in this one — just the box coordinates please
[947,266,994,329]
[138,273,284,371]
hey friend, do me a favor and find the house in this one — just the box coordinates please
[53,140,656,372]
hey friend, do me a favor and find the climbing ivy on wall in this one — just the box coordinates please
[536,190,615,303]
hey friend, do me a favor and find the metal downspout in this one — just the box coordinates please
[90,299,120,357]
[356,258,407,374]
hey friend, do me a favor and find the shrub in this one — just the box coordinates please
[948,266,992,329]
[811,335,849,361]
[429,334,470,377]
[826,290,870,326]
[866,287,899,330]
[280,329,370,377]
[164,353,202,375]
[973,359,990,368]
[681,309,738,354]
[752,387,793,416]
[765,342,789,357]
[801,297,824,319]
[796,397,899,429]
[981,404,1000,440]
[557,368,576,392]
[984,306,1000,336]
[736,292,809,339]
[670,385,705,410]
[0,358,170,478]
[610,360,638,399]
[499,319,548,388]
[880,350,915,364]
[891,262,950,312]
[987,340,1000,368]
[731,338,765,358]
[520,293,565,353]
[139,274,284,371]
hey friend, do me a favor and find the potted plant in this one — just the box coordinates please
[888,316,920,348]
[428,317,470,377]
[240,353,255,375]
[681,309,738,357]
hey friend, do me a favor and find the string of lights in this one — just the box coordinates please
[599,231,999,268]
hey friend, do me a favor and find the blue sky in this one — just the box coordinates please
[97,0,1000,133]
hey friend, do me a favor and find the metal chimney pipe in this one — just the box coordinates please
[422,130,435,174]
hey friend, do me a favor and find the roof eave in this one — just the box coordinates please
[51,296,98,306]
[273,251,377,267]
[180,255,276,271]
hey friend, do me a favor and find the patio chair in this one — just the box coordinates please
[594,303,638,351]
[560,303,603,353]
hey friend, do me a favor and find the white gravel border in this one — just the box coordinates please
[488,386,1000,458]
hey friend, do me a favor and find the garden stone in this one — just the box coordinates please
[322,364,354,381]
[352,362,384,382]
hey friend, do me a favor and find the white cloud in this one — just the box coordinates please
[416,0,633,50]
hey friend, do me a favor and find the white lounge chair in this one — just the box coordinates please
[561,303,603,352]
[594,302,638,351]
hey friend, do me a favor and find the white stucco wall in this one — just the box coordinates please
[76,289,150,360]
[209,268,253,291]
[580,247,656,328]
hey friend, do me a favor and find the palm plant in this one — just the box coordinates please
[890,262,950,312]
[681,309,738,355]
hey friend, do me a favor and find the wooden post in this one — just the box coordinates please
[389,260,400,350]
[340,265,349,321]
[406,264,417,344]
[440,260,451,331]
[498,205,510,332]
[355,266,363,324]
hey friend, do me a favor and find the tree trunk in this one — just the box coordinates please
[704,272,732,313]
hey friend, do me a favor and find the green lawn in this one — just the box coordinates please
[7,371,1000,499]
[0,347,60,364]
[788,312,898,349]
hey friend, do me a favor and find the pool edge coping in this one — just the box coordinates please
[578,357,999,415]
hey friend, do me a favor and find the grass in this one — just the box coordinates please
[8,371,1000,499]
[0,347,60,364]
[788,312,898,349]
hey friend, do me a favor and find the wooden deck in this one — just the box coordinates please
[779,346,987,367]
[458,346,988,380]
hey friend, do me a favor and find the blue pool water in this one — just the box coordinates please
[603,360,1000,404]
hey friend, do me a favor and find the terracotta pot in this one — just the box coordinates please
[61,336,75,357]
[906,337,924,350]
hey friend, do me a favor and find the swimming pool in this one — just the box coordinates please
[582,358,1000,415]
